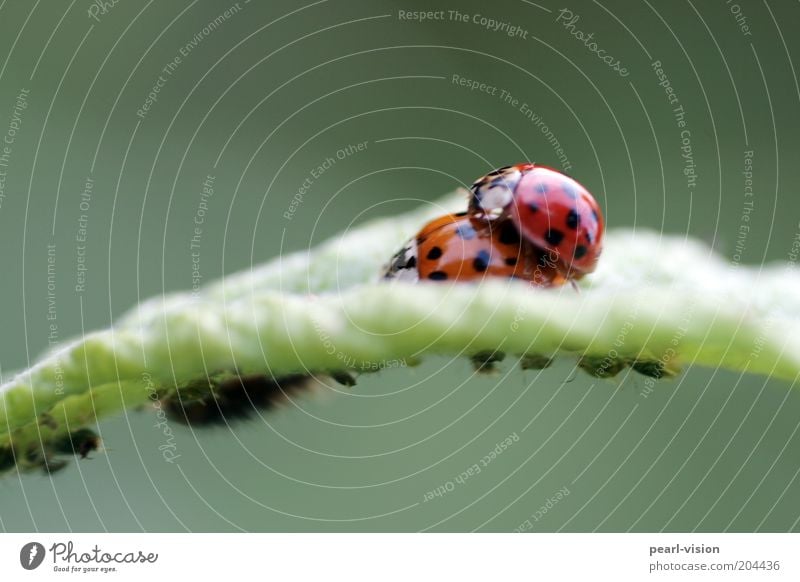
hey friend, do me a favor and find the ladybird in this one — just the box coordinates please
[383,211,566,287]
[468,163,604,278]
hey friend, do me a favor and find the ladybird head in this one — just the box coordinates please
[468,164,535,219]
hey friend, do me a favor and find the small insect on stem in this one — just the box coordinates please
[628,359,676,379]
[471,350,506,373]
[52,428,102,459]
[0,446,16,473]
[330,371,358,386]
[519,354,553,370]
[163,374,313,426]
[577,355,628,378]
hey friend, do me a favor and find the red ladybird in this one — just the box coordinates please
[468,163,604,279]
[382,211,566,288]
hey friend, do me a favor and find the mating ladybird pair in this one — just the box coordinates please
[383,163,604,286]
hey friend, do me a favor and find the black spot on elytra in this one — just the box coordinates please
[535,182,548,195]
[473,250,491,272]
[566,209,580,229]
[573,245,588,259]
[498,221,521,245]
[426,246,443,260]
[544,229,564,246]
[428,271,448,280]
[504,256,517,266]
[527,202,539,214]
[455,223,477,240]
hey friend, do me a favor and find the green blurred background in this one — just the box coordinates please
[0,0,798,531]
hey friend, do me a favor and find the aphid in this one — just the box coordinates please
[164,374,312,426]
[577,355,628,378]
[330,371,358,386]
[470,350,506,373]
[519,354,554,370]
[0,446,16,473]
[629,359,676,379]
[52,428,101,459]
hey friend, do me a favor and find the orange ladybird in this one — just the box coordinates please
[382,212,566,288]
